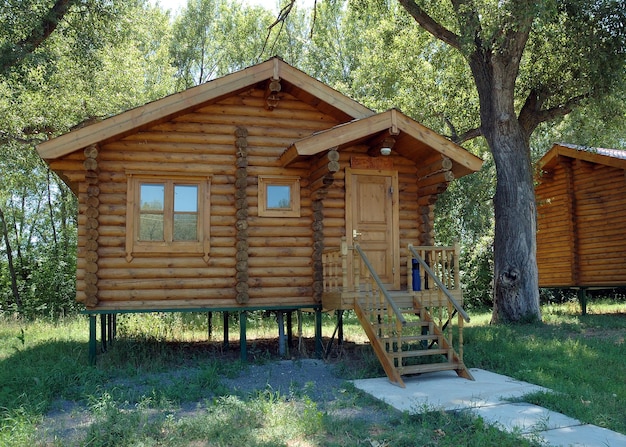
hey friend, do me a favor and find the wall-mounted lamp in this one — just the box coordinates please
[379,137,396,156]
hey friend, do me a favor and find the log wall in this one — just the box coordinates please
[536,156,626,287]
[53,87,431,311]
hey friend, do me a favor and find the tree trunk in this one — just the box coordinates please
[47,168,59,250]
[469,52,541,324]
[0,204,22,312]
[488,127,541,323]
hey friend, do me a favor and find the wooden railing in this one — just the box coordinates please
[352,242,407,386]
[322,239,348,294]
[408,243,469,365]
[407,244,469,321]
[321,239,473,383]
[353,243,406,325]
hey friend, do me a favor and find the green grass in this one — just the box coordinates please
[1,301,624,446]
[464,300,626,434]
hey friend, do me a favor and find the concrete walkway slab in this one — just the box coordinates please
[534,424,626,447]
[352,368,548,412]
[473,402,580,433]
[352,368,626,447]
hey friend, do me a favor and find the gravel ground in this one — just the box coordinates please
[222,358,346,401]
[38,357,394,445]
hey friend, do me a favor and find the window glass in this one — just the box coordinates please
[174,185,198,212]
[173,214,197,241]
[258,176,300,217]
[139,184,164,241]
[173,185,198,241]
[139,214,164,241]
[267,185,291,209]
[140,184,164,210]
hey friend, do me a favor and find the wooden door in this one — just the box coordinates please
[346,168,400,290]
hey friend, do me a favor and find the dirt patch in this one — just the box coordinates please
[38,338,392,445]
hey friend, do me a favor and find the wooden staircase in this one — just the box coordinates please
[354,291,473,387]
[324,241,473,388]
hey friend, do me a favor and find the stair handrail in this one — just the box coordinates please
[354,243,406,326]
[408,244,470,323]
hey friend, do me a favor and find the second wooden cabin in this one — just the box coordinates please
[536,143,626,313]
[37,58,483,385]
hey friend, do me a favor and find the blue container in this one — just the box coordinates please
[412,259,421,291]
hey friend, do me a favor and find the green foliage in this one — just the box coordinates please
[169,0,300,89]
[1,1,176,319]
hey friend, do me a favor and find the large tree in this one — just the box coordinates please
[396,0,626,323]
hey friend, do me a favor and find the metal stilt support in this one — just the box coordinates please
[315,307,323,358]
[277,311,286,357]
[223,311,229,350]
[107,314,114,346]
[89,315,97,365]
[286,311,293,350]
[208,312,213,340]
[578,288,588,315]
[100,314,107,352]
[240,311,247,362]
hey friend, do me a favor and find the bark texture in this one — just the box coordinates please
[399,0,542,323]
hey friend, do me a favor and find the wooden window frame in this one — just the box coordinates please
[258,175,301,217]
[125,172,211,263]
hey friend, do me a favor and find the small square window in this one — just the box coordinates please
[258,176,300,217]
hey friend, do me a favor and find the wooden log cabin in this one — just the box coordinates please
[37,58,483,385]
[536,143,626,314]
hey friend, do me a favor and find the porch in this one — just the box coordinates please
[322,238,473,387]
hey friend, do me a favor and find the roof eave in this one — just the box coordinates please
[37,57,374,160]
[540,143,626,171]
[281,109,483,177]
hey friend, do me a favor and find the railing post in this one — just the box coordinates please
[458,312,464,362]
[353,245,360,294]
[341,237,349,293]
[407,254,413,293]
[453,241,460,290]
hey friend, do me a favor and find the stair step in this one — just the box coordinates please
[372,321,430,330]
[380,334,438,343]
[398,362,463,376]
[387,348,448,358]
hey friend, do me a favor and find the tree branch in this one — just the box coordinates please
[489,0,534,64]
[518,89,589,136]
[0,131,47,146]
[1,0,78,75]
[456,126,482,144]
[441,114,482,144]
[398,0,461,50]
[450,0,483,50]
[260,0,296,58]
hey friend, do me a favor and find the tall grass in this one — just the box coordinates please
[1,301,624,446]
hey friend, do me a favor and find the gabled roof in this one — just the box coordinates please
[280,109,483,177]
[37,57,374,160]
[539,143,626,171]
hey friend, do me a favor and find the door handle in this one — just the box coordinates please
[353,229,363,239]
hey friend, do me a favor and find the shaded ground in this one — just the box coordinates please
[38,337,394,445]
